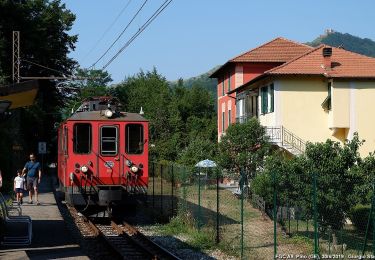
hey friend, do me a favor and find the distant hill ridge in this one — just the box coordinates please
[306,30,375,58]
[176,31,375,96]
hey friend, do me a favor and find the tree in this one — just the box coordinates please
[304,134,363,229]
[217,118,270,178]
[177,137,217,167]
[253,133,365,231]
[62,68,113,118]
[112,68,217,162]
[0,0,77,179]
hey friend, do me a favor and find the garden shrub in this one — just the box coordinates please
[349,204,372,232]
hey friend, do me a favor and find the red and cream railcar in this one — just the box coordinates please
[57,98,148,207]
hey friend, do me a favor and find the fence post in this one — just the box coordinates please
[273,170,277,259]
[216,167,220,244]
[182,166,187,214]
[161,164,163,216]
[240,168,244,259]
[171,164,174,216]
[362,179,375,255]
[313,172,319,257]
[198,166,201,231]
[373,185,375,256]
[152,162,155,210]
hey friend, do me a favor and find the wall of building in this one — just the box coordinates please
[243,63,282,83]
[217,62,282,140]
[217,69,236,140]
[277,78,339,144]
[352,81,375,156]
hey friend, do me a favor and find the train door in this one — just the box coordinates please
[98,124,120,184]
[59,125,69,187]
[123,123,147,189]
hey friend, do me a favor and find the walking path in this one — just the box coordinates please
[0,174,89,259]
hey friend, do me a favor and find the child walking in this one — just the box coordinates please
[14,169,25,205]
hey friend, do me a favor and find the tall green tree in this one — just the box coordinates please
[112,68,217,162]
[253,133,365,230]
[217,118,270,178]
[0,0,77,179]
[62,68,112,118]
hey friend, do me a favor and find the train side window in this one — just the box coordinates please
[73,123,92,154]
[100,126,118,156]
[126,124,144,154]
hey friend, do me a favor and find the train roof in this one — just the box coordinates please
[67,110,148,122]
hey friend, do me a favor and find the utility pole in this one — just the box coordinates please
[12,31,20,83]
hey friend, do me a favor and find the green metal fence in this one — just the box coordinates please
[271,171,375,259]
[147,162,375,259]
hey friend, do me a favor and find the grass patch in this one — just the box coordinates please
[160,215,190,235]
[157,213,218,252]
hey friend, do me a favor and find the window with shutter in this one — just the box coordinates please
[270,84,274,113]
[261,86,268,114]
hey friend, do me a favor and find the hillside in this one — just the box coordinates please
[306,30,375,57]
[170,66,219,95]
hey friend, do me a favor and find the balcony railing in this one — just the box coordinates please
[235,114,256,124]
[235,115,306,155]
[265,126,306,155]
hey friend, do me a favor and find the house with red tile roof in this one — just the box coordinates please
[210,37,312,142]
[212,38,375,156]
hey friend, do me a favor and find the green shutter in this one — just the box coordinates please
[270,84,274,112]
[261,87,268,114]
[228,110,231,125]
[327,82,332,110]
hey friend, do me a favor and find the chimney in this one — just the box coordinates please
[323,47,332,70]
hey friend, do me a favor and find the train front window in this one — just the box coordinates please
[126,124,144,154]
[73,123,92,154]
[100,126,118,156]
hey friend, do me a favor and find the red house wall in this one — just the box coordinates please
[217,62,282,140]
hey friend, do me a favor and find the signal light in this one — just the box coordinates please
[104,109,113,118]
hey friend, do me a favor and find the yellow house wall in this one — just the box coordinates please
[277,78,341,144]
[352,81,375,156]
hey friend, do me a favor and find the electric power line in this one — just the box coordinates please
[102,0,172,70]
[89,0,149,69]
[22,59,66,76]
[81,0,133,64]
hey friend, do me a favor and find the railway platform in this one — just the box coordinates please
[0,174,89,259]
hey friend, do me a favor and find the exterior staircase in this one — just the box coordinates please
[265,126,306,156]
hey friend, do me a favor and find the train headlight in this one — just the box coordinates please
[126,160,132,167]
[81,165,89,173]
[104,109,113,118]
[131,166,139,173]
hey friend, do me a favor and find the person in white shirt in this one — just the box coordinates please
[14,169,25,205]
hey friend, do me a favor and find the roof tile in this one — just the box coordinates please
[231,37,313,62]
[267,45,375,78]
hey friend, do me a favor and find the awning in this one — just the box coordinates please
[0,80,39,109]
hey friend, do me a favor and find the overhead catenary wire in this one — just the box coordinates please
[89,0,149,69]
[102,0,172,70]
[22,59,65,76]
[81,0,133,64]
[21,59,99,81]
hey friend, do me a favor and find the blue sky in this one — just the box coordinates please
[62,0,375,84]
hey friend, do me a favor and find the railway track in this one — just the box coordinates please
[68,205,181,260]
